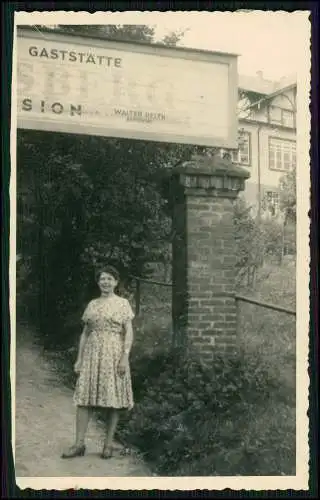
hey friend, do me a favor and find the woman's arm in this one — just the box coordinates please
[122,320,134,358]
[118,320,133,375]
[75,324,90,364]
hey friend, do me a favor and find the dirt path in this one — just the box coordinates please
[14,327,151,477]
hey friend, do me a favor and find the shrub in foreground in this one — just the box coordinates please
[116,348,295,476]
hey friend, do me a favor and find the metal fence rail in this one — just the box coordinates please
[131,275,172,287]
[130,275,296,317]
[235,294,296,316]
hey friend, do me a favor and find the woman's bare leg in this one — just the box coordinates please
[103,409,120,449]
[75,405,92,446]
[61,405,92,457]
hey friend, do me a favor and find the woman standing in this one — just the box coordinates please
[62,265,134,459]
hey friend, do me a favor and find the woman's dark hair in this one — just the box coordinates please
[95,265,120,283]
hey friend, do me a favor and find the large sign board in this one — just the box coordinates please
[16,27,238,148]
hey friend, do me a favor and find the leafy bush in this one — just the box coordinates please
[116,347,295,476]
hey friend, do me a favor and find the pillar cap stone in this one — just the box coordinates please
[173,154,250,180]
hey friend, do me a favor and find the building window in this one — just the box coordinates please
[248,109,256,120]
[265,190,280,216]
[269,137,296,172]
[269,106,282,124]
[232,131,251,165]
[282,110,295,128]
[269,106,295,128]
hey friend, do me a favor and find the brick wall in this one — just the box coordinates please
[171,155,249,362]
[173,195,238,359]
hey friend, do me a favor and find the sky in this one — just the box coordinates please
[106,11,310,82]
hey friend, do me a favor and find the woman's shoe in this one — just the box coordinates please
[100,445,113,459]
[61,444,86,459]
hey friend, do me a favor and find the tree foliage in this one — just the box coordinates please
[49,23,188,47]
[53,24,157,43]
[233,198,264,287]
[233,194,295,288]
[279,165,296,223]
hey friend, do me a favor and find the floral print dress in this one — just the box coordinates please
[73,295,135,410]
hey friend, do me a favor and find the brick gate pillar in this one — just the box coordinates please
[171,154,250,361]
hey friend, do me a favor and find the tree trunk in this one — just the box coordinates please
[135,279,141,316]
[163,261,171,283]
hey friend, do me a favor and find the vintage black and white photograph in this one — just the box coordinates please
[11,10,310,490]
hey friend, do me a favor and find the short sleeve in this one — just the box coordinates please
[82,300,94,323]
[123,299,135,323]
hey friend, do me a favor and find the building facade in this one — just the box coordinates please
[231,72,297,219]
